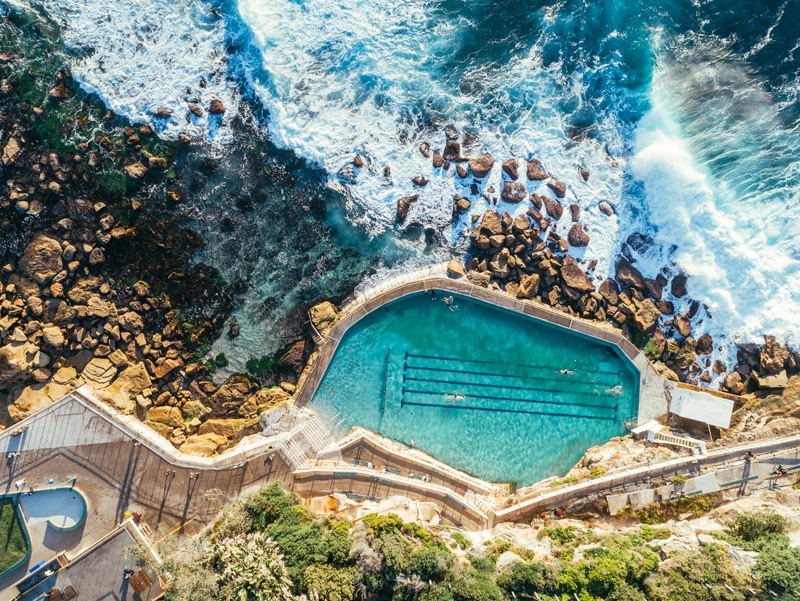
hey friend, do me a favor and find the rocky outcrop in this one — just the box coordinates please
[526,159,548,181]
[500,181,527,203]
[395,194,419,223]
[310,301,338,336]
[208,99,226,114]
[19,234,63,285]
[468,154,495,178]
[124,163,148,179]
[567,223,589,247]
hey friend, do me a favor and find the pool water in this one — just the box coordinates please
[310,293,638,485]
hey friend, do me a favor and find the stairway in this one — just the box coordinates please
[649,431,707,456]
[279,415,337,470]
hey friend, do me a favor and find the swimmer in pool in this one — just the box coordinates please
[605,385,623,395]
[557,369,574,375]
[445,394,466,401]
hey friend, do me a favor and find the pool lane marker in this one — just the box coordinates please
[400,395,618,421]
[405,363,620,387]
[403,372,621,398]
[381,348,390,414]
[402,385,618,413]
[406,352,621,377]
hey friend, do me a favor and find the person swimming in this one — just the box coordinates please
[605,385,623,395]
[557,369,574,375]
[442,296,457,311]
[445,394,466,400]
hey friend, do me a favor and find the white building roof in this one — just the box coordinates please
[669,387,734,429]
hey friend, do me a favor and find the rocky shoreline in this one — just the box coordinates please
[0,19,317,455]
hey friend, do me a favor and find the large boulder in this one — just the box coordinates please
[395,194,419,223]
[2,137,21,166]
[310,301,338,335]
[547,179,567,198]
[148,406,184,429]
[468,154,495,178]
[19,234,63,286]
[281,340,307,375]
[567,223,589,247]
[517,273,540,299]
[0,341,39,389]
[526,158,548,181]
[615,257,645,289]
[632,299,661,334]
[500,181,527,203]
[198,418,246,442]
[598,279,620,305]
[560,256,594,292]
[671,274,688,298]
[446,259,466,278]
[501,159,519,180]
[443,140,463,162]
[179,434,220,457]
[542,197,563,220]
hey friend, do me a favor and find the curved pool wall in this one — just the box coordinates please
[308,289,640,485]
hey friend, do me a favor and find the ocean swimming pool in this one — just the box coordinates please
[310,292,639,485]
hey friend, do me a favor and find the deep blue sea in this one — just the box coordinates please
[5,0,800,371]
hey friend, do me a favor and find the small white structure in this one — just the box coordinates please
[669,387,734,429]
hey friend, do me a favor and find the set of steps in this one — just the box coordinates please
[648,430,707,456]
[279,438,311,470]
[279,415,337,470]
[307,310,326,346]
[301,415,335,452]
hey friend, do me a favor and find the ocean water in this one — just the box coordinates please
[6,0,800,370]
[309,293,638,485]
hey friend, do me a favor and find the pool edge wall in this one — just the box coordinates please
[298,276,667,426]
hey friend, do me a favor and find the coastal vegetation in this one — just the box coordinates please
[0,498,28,574]
[134,483,800,601]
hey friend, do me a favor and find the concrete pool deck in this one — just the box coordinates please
[297,267,738,428]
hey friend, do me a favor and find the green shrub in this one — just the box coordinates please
[755,539,800,597]
[496,561,555,599]
[408,546,454,582]
[214,353,229,368]
[363,513,404,538]
[451,532,469,550]
[730,510,788,543]
[303,564,357,601]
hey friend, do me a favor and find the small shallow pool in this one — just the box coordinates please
[19,488,87,531]
[311,292,639,485]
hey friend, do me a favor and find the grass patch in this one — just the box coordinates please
[0,498,28,574]
[617,493,719,524]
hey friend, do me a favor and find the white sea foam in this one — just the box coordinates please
[627,40,800,365]
[13,0,238,140]
[11,0,800,368]
[234,0,629,276]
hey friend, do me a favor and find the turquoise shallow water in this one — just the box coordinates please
[310,293,638,485]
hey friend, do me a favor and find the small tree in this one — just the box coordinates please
[213,532,296,601]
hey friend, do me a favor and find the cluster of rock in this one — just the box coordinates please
[454,208,715,382]
[720,336,800,396]
[0,76,307,456]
